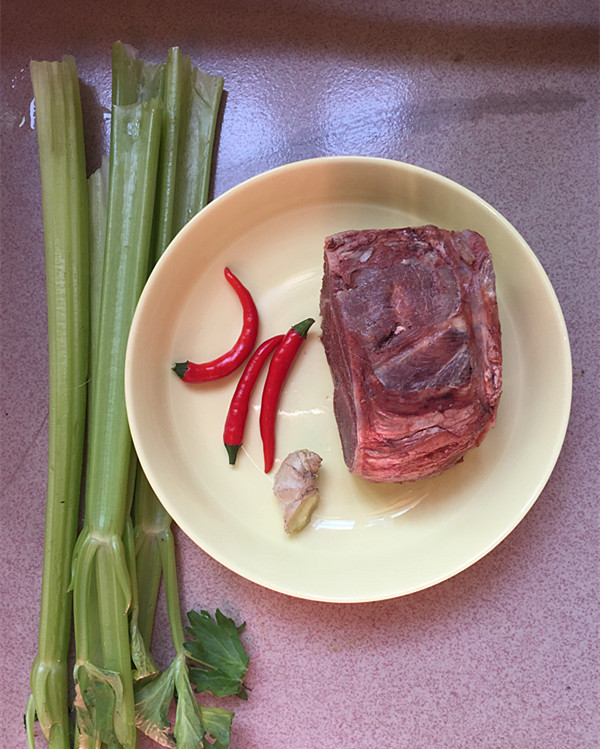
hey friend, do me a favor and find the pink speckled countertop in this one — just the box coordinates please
[1,2,598,747]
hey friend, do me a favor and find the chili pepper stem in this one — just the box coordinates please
[291,317,315,338]
[172,361,189,379]
[225,443,241,465]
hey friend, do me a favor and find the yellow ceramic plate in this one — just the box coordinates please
[125,156,571,602]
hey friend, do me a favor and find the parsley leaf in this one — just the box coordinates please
[184,609,249,699]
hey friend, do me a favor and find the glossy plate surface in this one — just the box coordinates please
[125,156,571,602]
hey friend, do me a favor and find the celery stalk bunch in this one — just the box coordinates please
[27,43,248,749]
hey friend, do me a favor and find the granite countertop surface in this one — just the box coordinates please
[1,1,598,747]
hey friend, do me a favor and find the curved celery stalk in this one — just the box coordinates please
[71,96,162,748]
[26,56,89,749]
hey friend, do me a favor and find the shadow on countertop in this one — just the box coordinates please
[1,0,598,71]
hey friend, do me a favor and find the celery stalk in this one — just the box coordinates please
[112,40,165,108]
[87,155,109,405]
[132,479,167,647]
[151,46,185,262]
[133,481,185,650]
[124,516,160,681]
[124,449,159,682]
[172,60,224,233]
[87,157,109,335]
[130,46,188,648]
[71,96,162,748]
[26,56,89,749]
[129,47,225,747]
[85,157,111,681]
[106,41,181,684]
[133,51,224,641]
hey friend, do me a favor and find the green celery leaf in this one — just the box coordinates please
[135,651,214,748]
[134,659,177,746]
[74,661,129,746]
[199,705,234,749]
[173,654,206,749]
[188,668,247,700]
[130,613,160,682]
[184,610,249,699]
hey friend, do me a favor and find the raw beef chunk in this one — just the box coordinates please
[319,226,502,483]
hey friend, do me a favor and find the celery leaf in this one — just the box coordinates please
[134,658,177,746]
[135,651,210,748]
[184,609,249,699]
[199,705,234,749]
[74,661,129,746]
[173,654,206,749]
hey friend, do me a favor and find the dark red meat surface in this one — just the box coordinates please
[319,226,502,483]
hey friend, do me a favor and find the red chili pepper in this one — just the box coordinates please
[259,317,315,473]
[173,267,259,382]
[223,334,284,465]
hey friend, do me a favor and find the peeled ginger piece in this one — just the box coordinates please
[273,449,322,534]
